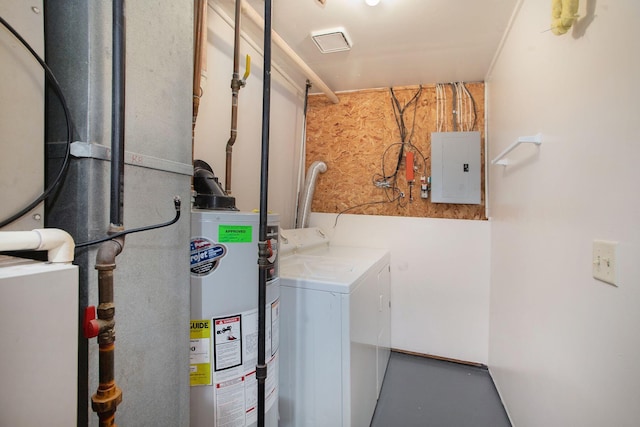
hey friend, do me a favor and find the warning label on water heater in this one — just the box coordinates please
[190,237,226,276]
[190,320,211,386]
[210,302,280,426]
[213,315,242,371]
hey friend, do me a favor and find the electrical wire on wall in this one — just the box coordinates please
[372,85,428,205]
[0,15,73,229]
[436,82,477,133]
[334,86,427,226]
[435,83,447,132]
[454,81,477,131]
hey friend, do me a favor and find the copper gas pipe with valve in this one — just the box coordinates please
[225,0,251,195]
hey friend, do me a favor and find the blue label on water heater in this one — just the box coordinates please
[190,237,226,276]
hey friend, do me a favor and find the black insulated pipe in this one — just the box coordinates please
[111,0,126,226]
[257,0,272,426]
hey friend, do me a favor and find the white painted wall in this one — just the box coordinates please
[310,212,491,364]
[487,1,640,426]
[194,4,306,228]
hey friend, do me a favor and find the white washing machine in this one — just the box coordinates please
[278,228,391,427]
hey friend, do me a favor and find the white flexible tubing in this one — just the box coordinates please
[463,83,470,131]
[443,83,447,132]
[435,84,439,133]
[463,83,473,131]
[455,82,460,130]
[458,83,462,131]
[0,229,75,263]
[458,83,463,131]
[438,84,443,132]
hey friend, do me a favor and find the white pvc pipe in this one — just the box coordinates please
[240,1,340,104]
[0,229,75,263]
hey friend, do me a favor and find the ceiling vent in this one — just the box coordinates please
[311,28,352,53]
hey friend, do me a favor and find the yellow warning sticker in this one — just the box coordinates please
[190,320,211,386]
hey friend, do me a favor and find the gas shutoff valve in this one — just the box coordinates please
[83,306,100,338]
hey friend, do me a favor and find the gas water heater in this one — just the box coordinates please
[189,163,280,427]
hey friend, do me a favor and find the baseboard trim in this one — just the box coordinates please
[391,348,488,370]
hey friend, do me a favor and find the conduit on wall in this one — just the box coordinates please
[239,0,339,104]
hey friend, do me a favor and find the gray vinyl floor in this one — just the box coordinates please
[370,351,512,427]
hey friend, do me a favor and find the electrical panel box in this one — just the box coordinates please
[430,131,481,204]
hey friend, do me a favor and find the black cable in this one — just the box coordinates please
[75,197,182,248]
[385,86,422,181]
[0,15,72,228]
[333,192,403,228]
[374,142,403,184]
[373,86,423,208]
[390,86,422,142]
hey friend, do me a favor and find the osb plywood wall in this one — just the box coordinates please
[305,83,486,220]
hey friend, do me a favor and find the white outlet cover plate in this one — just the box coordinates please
[592,240,618,286]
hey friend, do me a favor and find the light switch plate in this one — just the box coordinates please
[592,240,617,286]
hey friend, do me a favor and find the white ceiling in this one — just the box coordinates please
[216,0,519,94]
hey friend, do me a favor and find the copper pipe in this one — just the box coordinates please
[192,0,208,150]
[225,0,244,195]
[91,236,124,426]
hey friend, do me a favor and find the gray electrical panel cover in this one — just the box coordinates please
[430,131,481,204]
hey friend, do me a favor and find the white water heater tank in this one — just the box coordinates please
[190,210,280,427]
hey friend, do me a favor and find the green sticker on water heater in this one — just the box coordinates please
[218,225,252,243]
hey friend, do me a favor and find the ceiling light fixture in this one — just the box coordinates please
[365,0,380,6]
